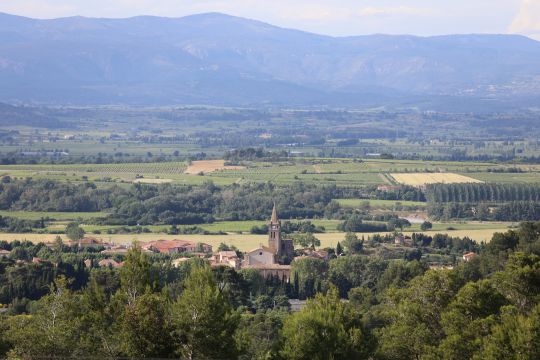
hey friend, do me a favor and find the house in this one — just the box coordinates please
[211,251,240,269]
[98,259,123,268]
[394,235,413,247]
[301,249,329,261]
[142,240,212,254]
[0,249,10,258]
[462,252,478,262]
[68,236,113,249]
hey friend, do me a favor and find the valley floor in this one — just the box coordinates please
[0,222,511,251]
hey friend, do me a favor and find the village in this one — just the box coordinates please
[1,203,479,280]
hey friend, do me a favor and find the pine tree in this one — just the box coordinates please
[280,287,367,360]
[171,265,239,359]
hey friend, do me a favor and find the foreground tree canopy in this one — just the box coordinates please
[0,222,540,359]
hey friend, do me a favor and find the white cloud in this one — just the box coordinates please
[509,0,540,39]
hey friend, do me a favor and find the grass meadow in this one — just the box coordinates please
[0,227,509,251]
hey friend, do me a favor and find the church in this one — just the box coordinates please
[242,203,293,280]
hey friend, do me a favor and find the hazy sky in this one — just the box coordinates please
[1,0,540,39]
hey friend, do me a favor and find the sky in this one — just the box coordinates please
[1,0,540,40]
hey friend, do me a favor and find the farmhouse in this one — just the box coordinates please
[242,204,294,280]
[299,249,330,261]
[68,236,113,249]
[142,239,212,254]
[462,252,478,262]
[395,234,413,247]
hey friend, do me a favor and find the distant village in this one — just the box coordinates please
[0,204,478,277]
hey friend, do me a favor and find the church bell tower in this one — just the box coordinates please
[268,203,281,256]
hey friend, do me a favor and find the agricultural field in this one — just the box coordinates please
[184,160,245,174]
[38,218,508,238]
[0,211,108,221]
[1,157,539,187]
[391,172,484,186]
[0,161,188,183]
[0,162,187,174]
[0,226,510,251]
[42,219,342,235]
[132,178,173,184]
[464,172,540,184]
[207,160,386,186]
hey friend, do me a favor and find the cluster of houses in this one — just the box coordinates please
[76,204,325,280]
[1,204,480,280]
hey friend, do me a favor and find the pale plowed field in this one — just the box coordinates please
[391,173,483,186]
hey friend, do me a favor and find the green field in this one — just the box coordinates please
[40,218,511,240]
[46,219,342,234]
[0,211,108,221]
[407,222,511,232]
[464,172,540,183]
[200,219,508,234]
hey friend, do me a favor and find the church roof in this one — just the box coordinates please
[247,246,274,254]
[271,202,278,222]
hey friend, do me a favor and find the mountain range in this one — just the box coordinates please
[1,12,540,108]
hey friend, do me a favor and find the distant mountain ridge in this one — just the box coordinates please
[1,12,540,107]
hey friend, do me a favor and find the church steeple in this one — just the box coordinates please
[268,202,281,255]
[271,202,278,223]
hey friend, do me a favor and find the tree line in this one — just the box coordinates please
[0,179,352,225]
[428,201,540,221]
[426,183,540,204]
[425,183,540,221]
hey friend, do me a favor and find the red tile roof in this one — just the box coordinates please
[142,239,211,254]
